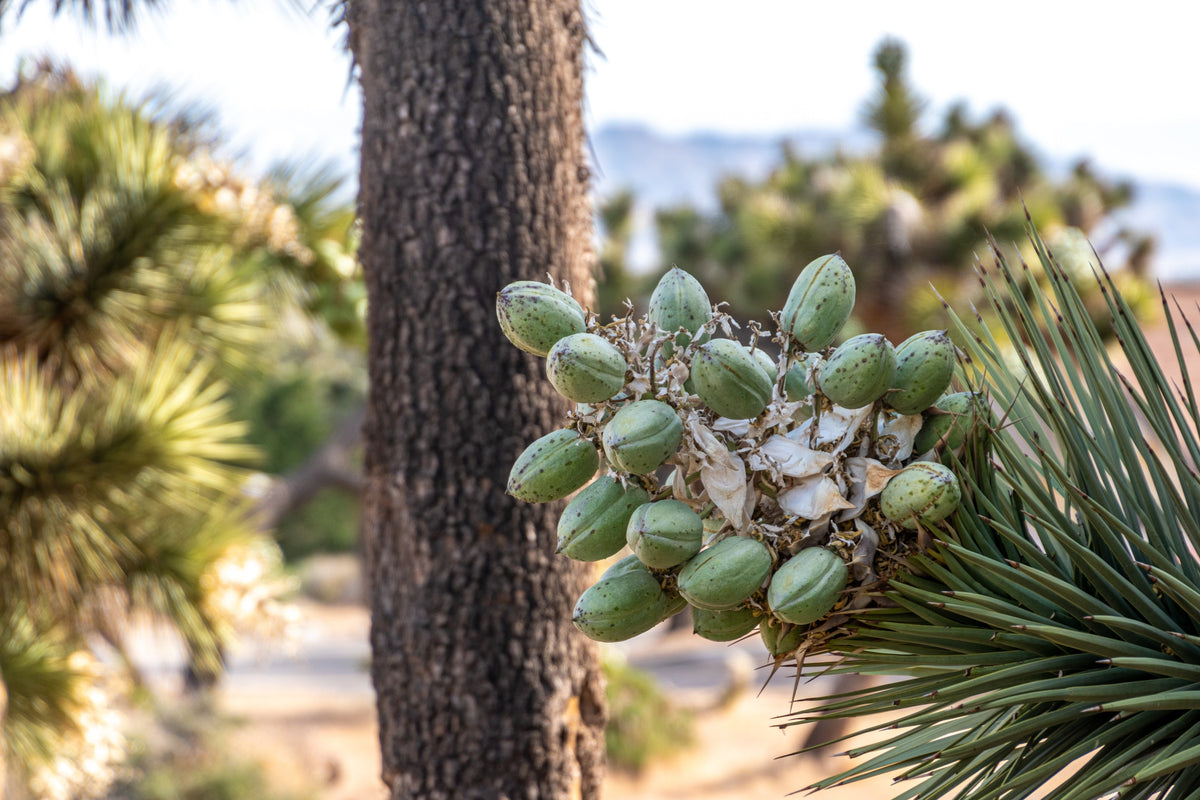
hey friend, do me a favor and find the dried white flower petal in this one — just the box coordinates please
[756,398,809,431]
[876,411,923,464]
[849,519,880,584]
[712,417,751,437]
[803,513,834,544]
[687,418,753,531]
[668,360,691,392]
[627,373,651,397]
[749,434,834,479]
[777,474,854,519]
[670,467,689,501]
[840,457,900,519]
[794,404,873,452]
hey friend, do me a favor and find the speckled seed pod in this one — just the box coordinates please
[572,556,670,643]
[753,349,778,384]
[546,333,627,403]
[507,429,599,503]
[649,266,712,356]
[661,588,689,620]
[557,477,651,561]
[766,547,848,626]
[913,391,983,453]
[602,556,685,624]
[780,254,856,351]
[602,400,684,475]
[760,618,806,658]
[692,606,760,642]
[691,339,774,420]
[887,330,957,415]
[626,499,704,569]
[784,353,819,402]
[880,461,963,529]
[818,333,897,409]
[496,281,586,357]
[677,536,773,611]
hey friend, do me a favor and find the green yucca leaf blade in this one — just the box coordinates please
[937,540,1110,620]
[793,226,1200,799]
[1141,565,1200,630]
[1103,658,1200,683]
[979,676,1186,708]
[1086,617,1200,663]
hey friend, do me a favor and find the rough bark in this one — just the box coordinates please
[348,1,606,798]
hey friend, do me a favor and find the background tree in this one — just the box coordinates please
[0,62,357,797]
[626,38,1156,344]
[346,0,606,797]
[596,189,641,316]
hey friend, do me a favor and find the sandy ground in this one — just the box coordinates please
[203,599,904,800]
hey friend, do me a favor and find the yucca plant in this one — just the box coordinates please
[790,227,1200,800]
[0,63,342,797]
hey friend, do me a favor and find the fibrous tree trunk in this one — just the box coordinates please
[348,1,606,798]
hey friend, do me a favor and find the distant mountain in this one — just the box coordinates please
[590,124,1200,282]
[590,123,873,210]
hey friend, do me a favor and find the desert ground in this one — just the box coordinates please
[206,596,906,800]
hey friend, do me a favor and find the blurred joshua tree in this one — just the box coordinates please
[635,38,1155,343]
[0,62,359,798]
[596,189,641,317]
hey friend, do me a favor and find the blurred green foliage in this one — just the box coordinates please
[0,61,362,794]
[598,39,1156,344]
[603,657,694,773]
[233,364,364,561]
[276,490,360,562]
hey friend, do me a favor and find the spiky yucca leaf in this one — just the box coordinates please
[0,334,254,607]
[0,606,123,795]
[790,229,1200,800]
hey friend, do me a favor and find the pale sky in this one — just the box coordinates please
[3,0,1200,190]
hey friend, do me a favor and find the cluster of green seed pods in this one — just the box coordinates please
[495,256,982,660]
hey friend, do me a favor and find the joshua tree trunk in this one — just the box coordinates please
[348,1,606,798]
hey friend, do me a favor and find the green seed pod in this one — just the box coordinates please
[880,461,963,529]
[766,547,848,626]
[887,330,957,415]
[572,557,669,643]
[599,553,649,580]
[780,254,856,351]
[691,339,774,420]
[753,349,777,384]
[692,606,760,642]
[784,353,819,402]
[602,400,684,475]
[626,499,704,569]
[818,333,897,409]
[507,429,599,503]
[913,391,982,453]
[677,536,772,611]
[649,266,712,356]
[600,555,684,626]
[557,477,650,561]
[760,618,806,658]
[661,587,689,620]
[546,333,627,403]
[496,281,586,357]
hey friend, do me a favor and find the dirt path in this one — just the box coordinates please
[212,600,902,800]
